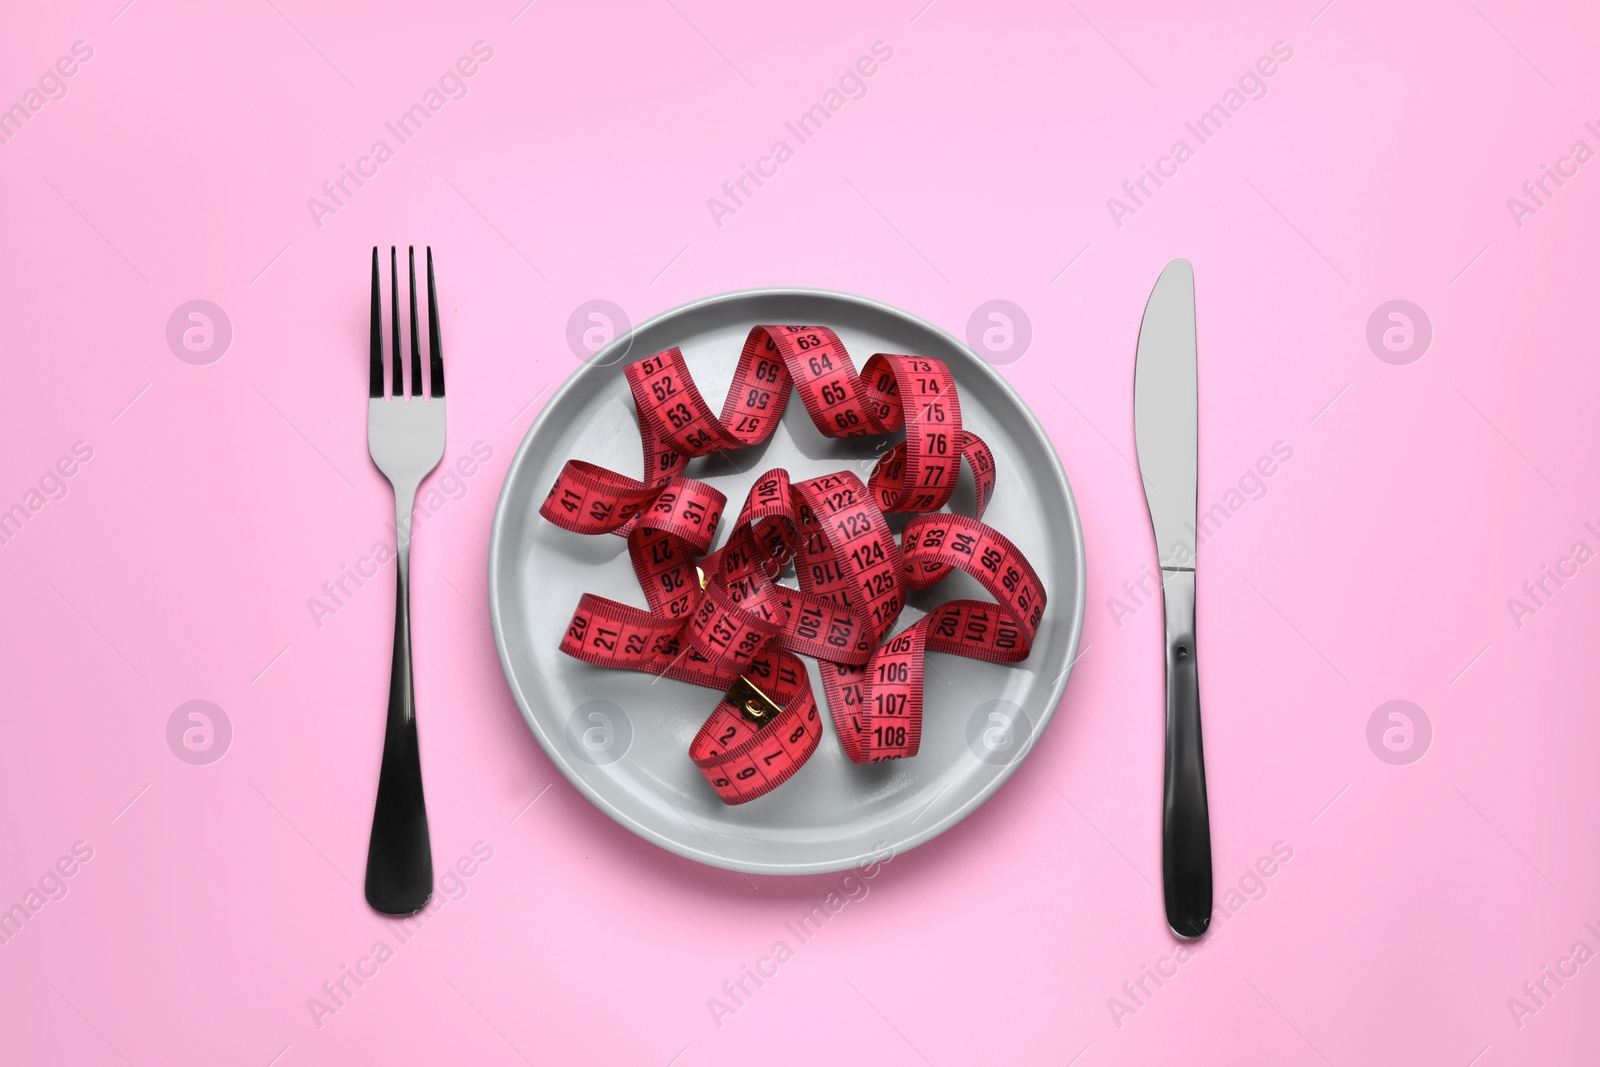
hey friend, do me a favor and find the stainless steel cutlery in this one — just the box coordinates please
[350,247,1204,929]
[364,245,446,915]
[1133,258,1214,939]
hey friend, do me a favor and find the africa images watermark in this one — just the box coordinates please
[305,41,495,229]
[1107,440,1293,629]
[1505,120,1600,230]
[705,840,895,1029]
[306,440,493,628]
[1107,839,1295,1029]
[305,840,494,1029]
[0,440,95,549]
[1105,40,1295,229]
[0,840,95,948]
[0,40,95,148]
[1504,519,1600,631]
[1504,915,1600,1031]
[705,41,895,229]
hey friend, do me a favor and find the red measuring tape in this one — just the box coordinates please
[540,325,1044,803]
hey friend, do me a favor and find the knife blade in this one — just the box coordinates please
[1133,258,1213,939]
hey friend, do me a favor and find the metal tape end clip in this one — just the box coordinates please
[725,675,780,726]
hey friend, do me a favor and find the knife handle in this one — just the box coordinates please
[1159,568,1213,939]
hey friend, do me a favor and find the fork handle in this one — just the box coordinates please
[365,495,433,914]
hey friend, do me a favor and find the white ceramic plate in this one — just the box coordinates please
[488,289,1084,874]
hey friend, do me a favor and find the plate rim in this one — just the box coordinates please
[487,286,1086,874]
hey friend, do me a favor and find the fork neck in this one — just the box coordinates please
[392,485,419,572]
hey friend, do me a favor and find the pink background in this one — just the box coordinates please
[3,0,1598,1063]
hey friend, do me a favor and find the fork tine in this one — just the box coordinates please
[369,247,383,398]
[408,247,423,397]
[427,247,444,398]
[389,246,402,397]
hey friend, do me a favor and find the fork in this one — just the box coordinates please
[364,245,446,915]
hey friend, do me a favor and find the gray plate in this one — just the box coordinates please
[487,289,1085,874]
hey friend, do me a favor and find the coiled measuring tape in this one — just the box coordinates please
[540,325,1043,803]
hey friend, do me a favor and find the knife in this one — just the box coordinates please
[1133,258,1213,939]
